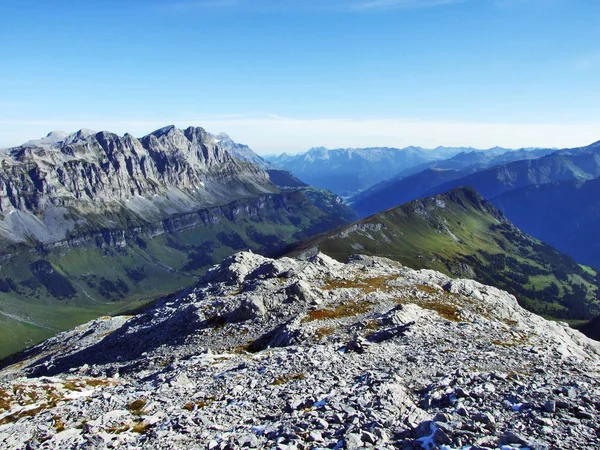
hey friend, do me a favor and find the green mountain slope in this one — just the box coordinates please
[0,191,355,359]
[284,187,600,322]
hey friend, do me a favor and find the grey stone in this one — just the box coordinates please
[499,431,529,446]
[472,412,495,425]
[543,400,556,413]
[434,428,452,445]
[344,433,364,450]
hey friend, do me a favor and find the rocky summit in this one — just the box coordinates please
[0,252,599,449]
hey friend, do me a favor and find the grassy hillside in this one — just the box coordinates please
[0,191,355,359]
[284,187,600,322]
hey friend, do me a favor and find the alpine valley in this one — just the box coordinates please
[0,126,357,359]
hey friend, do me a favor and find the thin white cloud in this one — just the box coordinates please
[159,0,238,12]
[351,0,464,11]
[1,115,598,154]
[158,0,466,13]
[0,101,28,109]
[494,0,560,8]
[572,53,600,72]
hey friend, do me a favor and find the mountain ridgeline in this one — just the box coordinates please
[351,141,600,218]
[284,187,600,322]
[0,127,357,359]
[266,146,468,197]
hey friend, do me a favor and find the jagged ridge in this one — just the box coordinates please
[0,126,272,247]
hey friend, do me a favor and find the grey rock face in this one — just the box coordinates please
[0,126,272,246]
[0,252,599,449]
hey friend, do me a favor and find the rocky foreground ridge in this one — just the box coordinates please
[0,252,599,449]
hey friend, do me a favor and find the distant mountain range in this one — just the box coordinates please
[393,146,554,179]
[284,187,600,323]
[349,143,598,218]
[347,141,600,255]
[0,127,356,359]
[265,145,495,197]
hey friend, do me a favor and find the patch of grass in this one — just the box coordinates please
[0,404,48,425]
[362,319,381,330]
[230,342,253,353]
[131,421,151,434]
[491,333,529,348]
[420,301,461,322]
[579,265,597,277]
[183,398,214,411]
[0,388,12,411]
[85,378,113,388]
[303,300,373,322]
[63,381,82,391]
[272,373,306,385]
[491,339,516,348]
[53,416,66,432]
[322,275,396,294]
[127,398,147,416]
[158,356,176,367]
[314,326,336,340]
[106,423,131,434]
[12,385,39,404]
[321,278,363,290]
[415,284,438,294]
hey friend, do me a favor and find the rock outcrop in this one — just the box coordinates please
[1,252,598,449]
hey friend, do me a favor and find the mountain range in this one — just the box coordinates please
[392,146,554,179]
[0,127,356,359]
[350,141,600,218]
[343,141,600,273]
[265,145,481,197]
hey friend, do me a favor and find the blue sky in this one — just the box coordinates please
[1,0,599,153]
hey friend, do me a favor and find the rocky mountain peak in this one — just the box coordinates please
[24,130,69,147]
[0,125,273,246]
[0,251,598,449]
[214,132,233,142]
[146,124,179,139]
[62,128,98,144]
